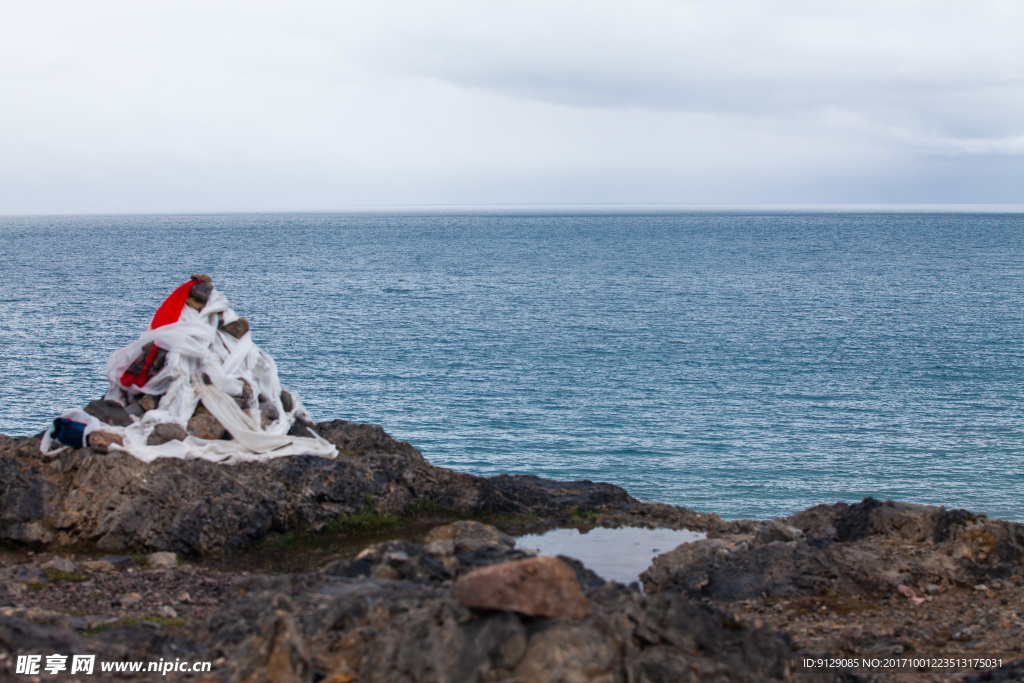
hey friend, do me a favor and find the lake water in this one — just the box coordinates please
[1,208,1021,521]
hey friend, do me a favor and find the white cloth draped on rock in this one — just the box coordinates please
[41,286,337,463]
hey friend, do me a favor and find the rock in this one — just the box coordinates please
[287,420,316,438]
[326,539,459,583]
[425,520,515,552]
[756,518,805,543]
[643,496,1024,603]
[209,553,792,682]
[83,400,133,428]
[0,580,26,604]
[237,380,255,411]
[789,497,941,543]
[147,422,188,445]
[259,396,279,424]
[99,556,135,568]
[0,428,672,554]
[120,592,142,606]
[423,539,455,557]
[126,394,160,420]
[82,560,115,572]
[87,431,123,453]
[4,565,48,585]
[279,390,294,413]
[126,344,168,377]
[0,532,818,682]
[147,551,178,569]
[220,318,250,339]
[456,555,591,619]
[125,343,151,377]
[190,273,212,285]
[150,347,168,375]
[897,584,926,605]
[315,420,425,462]
[187,281,213,310]
[232,608,313,683]
[371,564,401,580]
[2,521,56,545]
[42,557,81,574]
[0,455,59,527]
[187,414,227,440]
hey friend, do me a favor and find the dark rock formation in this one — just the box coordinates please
[642,498,1024,600]
[5,424,1022,679]
[0,530,818,682]
[0,422,696,555]
[0,445,60,546]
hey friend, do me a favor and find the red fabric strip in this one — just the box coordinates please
[150,280,198,329]
[120,344,161,388]
[120,280,197,388]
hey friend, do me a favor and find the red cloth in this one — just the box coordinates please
[150,280,199,329]
[120,280,198,388]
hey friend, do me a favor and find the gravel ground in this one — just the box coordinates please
[0,550,240,629]
[727,580,1024,681]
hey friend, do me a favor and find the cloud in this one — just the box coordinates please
[362,0,1024,148]
[0,0,1021,209]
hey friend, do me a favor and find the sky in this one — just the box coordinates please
[1,0,1022,211]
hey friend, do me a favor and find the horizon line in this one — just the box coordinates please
[3,202,1024,218]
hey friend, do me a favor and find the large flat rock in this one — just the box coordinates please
[0,421,702,554]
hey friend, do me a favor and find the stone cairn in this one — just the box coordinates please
[49,274,319,456]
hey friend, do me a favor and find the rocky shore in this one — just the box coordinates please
[2,424,1023,681]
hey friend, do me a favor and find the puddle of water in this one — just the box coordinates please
[515,526,705,585]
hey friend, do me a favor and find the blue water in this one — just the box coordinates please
[1,208,1022,521]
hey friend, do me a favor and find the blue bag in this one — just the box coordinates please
[52,417,87,449]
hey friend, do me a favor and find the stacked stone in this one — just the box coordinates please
[80,274,315,454]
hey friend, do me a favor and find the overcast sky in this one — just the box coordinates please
[2,0,1022,211]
